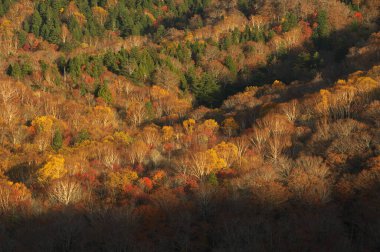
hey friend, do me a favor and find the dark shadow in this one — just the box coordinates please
[1,180,380,252]
[220,21,379,106]
[5,163,37,185]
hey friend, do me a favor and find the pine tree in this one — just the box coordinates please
[7,63,22,79]
[225,56,237,77]
[68,16,83,41]
[52,130,63,151]
[313,10,330,48]
[31,11,42,37]
[190,72,221,107]
[96,83,113,103]
[282,12,298,32]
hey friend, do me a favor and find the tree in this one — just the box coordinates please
[198,119,219,136]
[61,23,70,43]
[105,169,138,197]
[126,100,147,127]
[32,116,54,152]
[7,63,22,79]
[31,10,42,37]
[313,10,330,48]
[183,118,196,135]
[288,155,331,205]
[128,140,150,165]
[224,55,237,78]
[222,117,239,137]
[37,155,67,183]
[96,83,113,103]
[142,125,160,147]
[189,149,226,179]
[68,16,83,41]
[282,12,298,32]
[48,178,82,205]
[0,179,31,215]
[0,81,19,146]
[0,18,14,54]
[213,141,238,169]
[92,6,108,26]
[162,126,174,142]
[232,136,250,168]
[281,100,299,122]
[189,73,221,107]
[92,106,117,128]
[52,129,63,151]
[101,144,120,169]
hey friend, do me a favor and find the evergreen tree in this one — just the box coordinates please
[208,173,219,186]
[7,63,22,79]
[17,30,28,47]
[313,10,331,48]
[96,83,112,103]
[282,12,298,32]
[225,56,237,77]
[68,16,83,42]
[31,11,42,37]
[52,130,63,151]
[189,72,221,107]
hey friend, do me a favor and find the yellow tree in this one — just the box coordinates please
[105,169,138,197]
[92,6,108,26]
[150,85,170,117]
[198,119,219,135]
[162,126,174,142]
[113,131,132,146]
[128,140,150,165]
[0,19,14,54]
[37,155,67,183]
[213,141,238,169]
[189,149,226,179]
[317,89,331,118]
[31,116,54,152]
[354,77,379,103]
[32,116,54,134]
[183,118,196,135]
[92,106,117,128]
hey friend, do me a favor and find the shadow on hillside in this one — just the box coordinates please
[1,14,380,252]
[223,22,379,104]
[1,181,380,252]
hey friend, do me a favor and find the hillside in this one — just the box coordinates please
[0,0,379,251]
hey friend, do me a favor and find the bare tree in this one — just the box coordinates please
[49,178,82,206]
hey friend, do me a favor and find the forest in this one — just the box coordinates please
[0,0,379,251]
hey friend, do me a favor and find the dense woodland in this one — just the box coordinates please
[0,0,379,251]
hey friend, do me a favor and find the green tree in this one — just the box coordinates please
[225,55,237,77]
[7,63,22,79]
[17,30,28,47]
[68,16,83,41]
[189,72,221,107]
[208,173,219,186]
[31,11,42,36]
[96,83,112,103]
[313,10,330,48]
[282,12,298,32]
[52,130,63,151]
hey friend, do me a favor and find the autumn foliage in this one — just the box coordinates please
[0,0,379,251]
